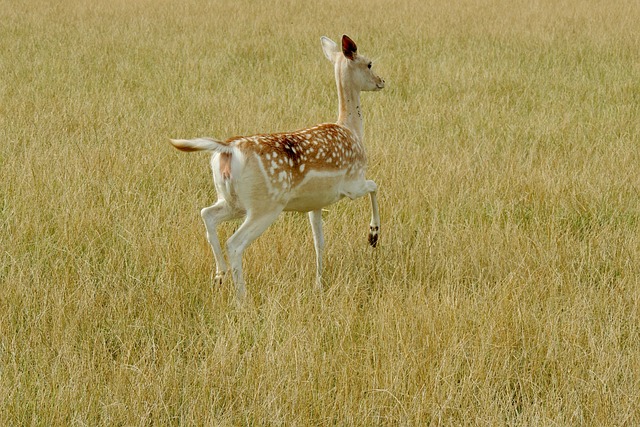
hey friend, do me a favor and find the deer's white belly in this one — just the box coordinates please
[284,170,347,212]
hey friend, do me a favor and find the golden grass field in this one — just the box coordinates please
[2,0,640,424]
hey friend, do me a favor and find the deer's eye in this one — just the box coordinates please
[367,62,372,69]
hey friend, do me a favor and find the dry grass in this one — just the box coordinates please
[2,0,640,424]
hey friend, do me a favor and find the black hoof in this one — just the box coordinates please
[368,226,379,248]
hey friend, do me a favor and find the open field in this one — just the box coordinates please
[2,0,640,424]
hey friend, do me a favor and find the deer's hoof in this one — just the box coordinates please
[368,226,379,248]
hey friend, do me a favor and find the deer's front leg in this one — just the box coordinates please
[341,179,380,248]
[367,180,380,248]
[308,209,324,289]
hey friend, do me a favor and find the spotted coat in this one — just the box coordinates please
[222,123,366,200]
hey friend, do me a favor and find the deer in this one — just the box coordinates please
[170,35,385,299]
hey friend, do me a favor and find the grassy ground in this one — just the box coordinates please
[2,0,640,424]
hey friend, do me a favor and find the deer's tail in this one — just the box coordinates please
[169,137,233,154]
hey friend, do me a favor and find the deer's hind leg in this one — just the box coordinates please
[201,200,243,285]
[226,205,284,299]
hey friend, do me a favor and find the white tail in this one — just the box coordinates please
[169,137,232,153]
[170,35,385,299]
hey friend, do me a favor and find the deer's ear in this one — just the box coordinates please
[321,36,339,62]
[341,35,357,60]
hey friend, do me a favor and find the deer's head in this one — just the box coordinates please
[321,35,385,93]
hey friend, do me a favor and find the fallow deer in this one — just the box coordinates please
[170,35,384,298]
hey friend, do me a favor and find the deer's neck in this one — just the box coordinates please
[335,72,364,141]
